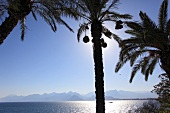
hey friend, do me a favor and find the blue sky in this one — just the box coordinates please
[0,0,168,98]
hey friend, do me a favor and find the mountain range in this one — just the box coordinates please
[0,90,158,102]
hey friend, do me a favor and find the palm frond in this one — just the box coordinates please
[66,0,90,20]
[119,44,160,82]
[60,7,80,20]
[106,0,120,11]
[102,26,122,43]
[158,0,168,31]
[143,57,158,81]
[102,26,112,39]
[99,0,129,21]
[115,47,145,73]
[125,21,143,32]
[124,21,145,39]
[35,9,57,32]
[125,20,167,50]
[118,45,159,83]
[111,33,122,44]
[31,10,37,21]
[144,67,150,81]
[145,29,168,49]
[57,17,74,32]
[55,0,81,20]
[121,37,145,46]
[69,0,88,13]
[82,0,95,19]
[148,57,158,75]
[68,0,90,21]
[141,57,149,75]
[139,11,157,30]
[130,61,142,83]
[115,55,129,73]
[120,44,140,60]
[20,17,27,41]
[125,30,143,37]
[99,0,109,11]
[32,0,81,32]
[122,34,165,50]
[129,50,148,66]
[101,12,132,22]
[109,11,132,20]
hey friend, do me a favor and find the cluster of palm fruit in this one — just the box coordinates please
[83,20,123,48]
[83,35,90,43]
[83,25,90,43]
[83,36,107,48]
[82,25,110,48]
[100,38,107,48]
[115,20,123,29]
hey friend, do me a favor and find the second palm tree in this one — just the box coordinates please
[75,0,132,112]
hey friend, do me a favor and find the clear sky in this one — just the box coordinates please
[0,0,168,98]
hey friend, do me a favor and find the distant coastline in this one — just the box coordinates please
[0,90,157,102]
[112,98,157,100]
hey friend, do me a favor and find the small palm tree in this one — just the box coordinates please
[74,0,132,112]
[115,0,170,82]
[0,0,79,44]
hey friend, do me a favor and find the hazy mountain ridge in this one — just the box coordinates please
[0,90,157,102]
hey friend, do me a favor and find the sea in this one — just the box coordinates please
[0,100,148,113]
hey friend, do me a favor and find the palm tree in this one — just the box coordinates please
[0,0,79,44]
[74,0,132,112]
[115,0,170,82]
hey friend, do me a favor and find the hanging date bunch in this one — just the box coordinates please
[115,20,123,29]
[82,23,108,48]
[91,38,107,48]
[83,25,90,43]
[100,38,107,48]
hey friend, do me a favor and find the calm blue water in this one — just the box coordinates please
[0,100,147,113]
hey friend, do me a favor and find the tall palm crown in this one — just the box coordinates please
[77,0,131,43]
[0,0,79,44]
[115,0,170,82]
[74,0,132,113]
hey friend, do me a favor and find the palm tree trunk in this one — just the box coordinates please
[162,64,170,79]
[160,52,170,79]
[0,15,18,44]
[91,20,105,113]
[161,63,170,79]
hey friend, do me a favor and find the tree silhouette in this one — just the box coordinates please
[0,0,79,44]
[74,0,132,112]
[115,0,170,82]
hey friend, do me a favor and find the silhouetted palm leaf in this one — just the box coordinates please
[20,17,27,41]
[158,0,168,31]
[77,22,90,42]
[102,26,121,44]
